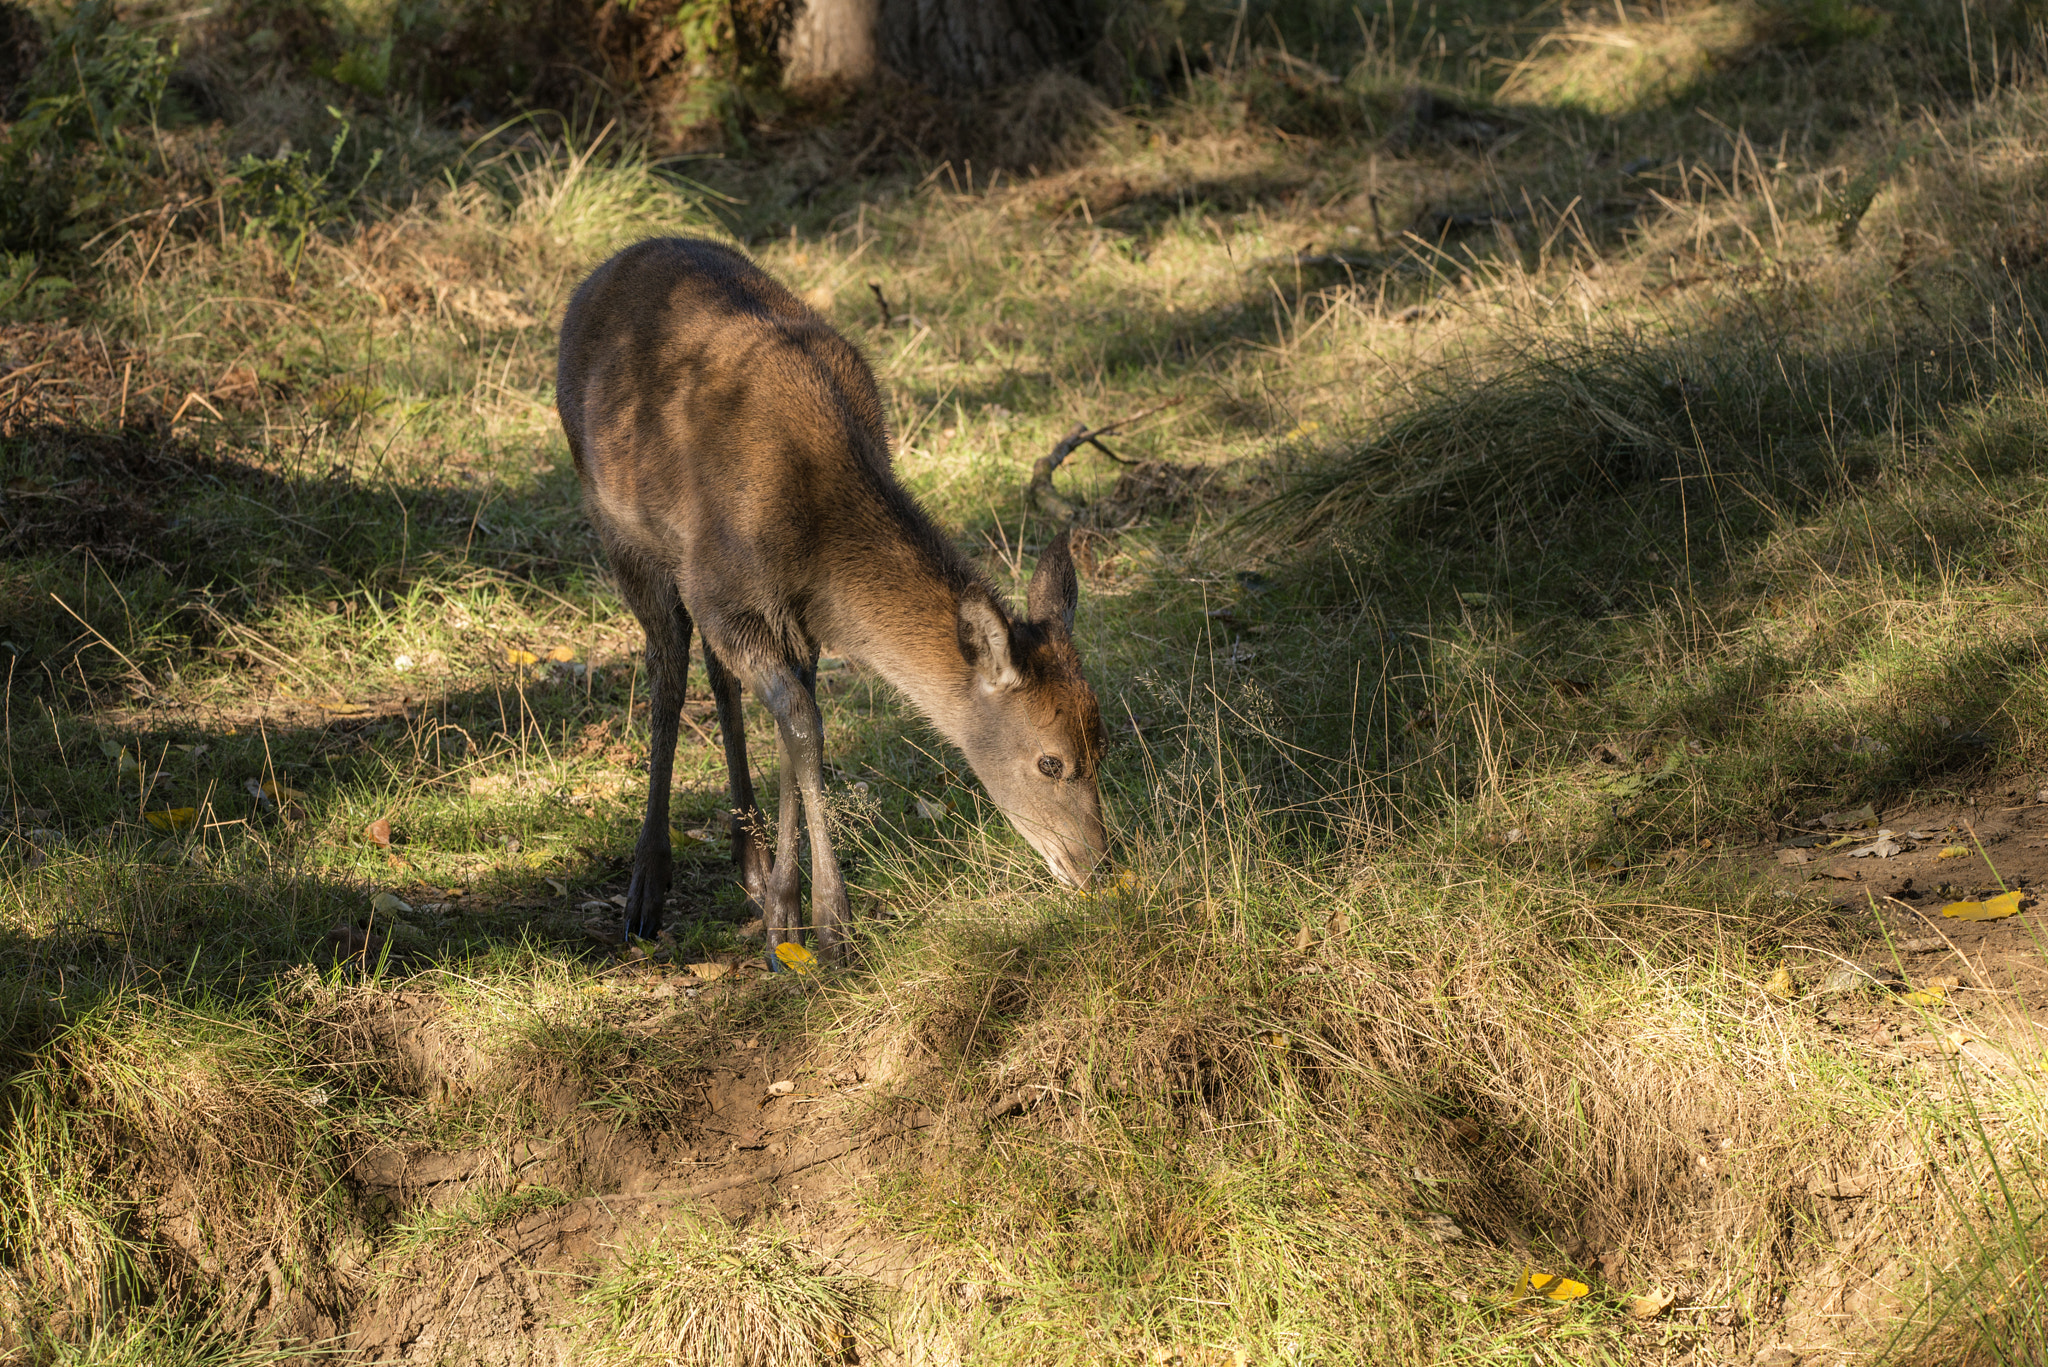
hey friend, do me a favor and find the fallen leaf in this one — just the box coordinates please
[1294,920,1315,952]
[1819,803,1879,830]
[687,961,731,982]
[144,807,199,834]
[545,646,577,662]
[1514,1269,1591,1302]
[1764,966,1799,1001]
[1326,906,1350,938]
[545,877,567,895]
[913,794,951,821]
[1776,848,1810,867]
[774,941,819,975]
[365,817,393,848]
[505,647,539,666]
[766,1080,796,1096]
[1937,846,1972,860]
[1940,890,2023,921]
[393,654,416,672]
[259,779,306,803]
[1418,1212,1465,1242]
[1902,983,1948,1006]
[1261,1031,1289,1051]
[371,891,413,917]
[1585,854,1625,875]
[1627,1287,1676,1319]
[1846,830,1903,858]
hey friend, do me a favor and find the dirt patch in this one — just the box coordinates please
[1741,781,2048,1029]
[283,986,948,1362]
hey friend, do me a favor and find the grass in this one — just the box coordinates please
[576,1217,879,1367]
[6,0,2048,1362]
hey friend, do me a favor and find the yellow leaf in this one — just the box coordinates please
[1627,1287,1676,1319]
[1763,966,1798,1001]
[260,779,307,803]
[1515,1269,1591,1302]
[371,891,413,917]
[687,961,731,982]
[1902,983,1947,1006]
[1941,890,2023,922]
[505,647,539,666]
[1937,846,1972,860]
[545,646,577,662]
[774,942,819,975]
[1088,869,1145,900]
[144,807,199,833]
[1261,1031,1289,1051]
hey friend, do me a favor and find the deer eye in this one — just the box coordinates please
[1037,755,1064,779]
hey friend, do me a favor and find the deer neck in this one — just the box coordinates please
[829,539,981,740]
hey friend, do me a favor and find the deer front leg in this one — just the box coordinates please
[754,658,850,964]
[705,645,773,916]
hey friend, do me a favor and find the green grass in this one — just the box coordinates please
[6,0,2048,1362]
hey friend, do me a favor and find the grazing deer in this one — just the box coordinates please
[557,237,1108,962]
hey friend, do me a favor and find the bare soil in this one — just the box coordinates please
[274,986,945,1363]
[1754,780,2048,1026]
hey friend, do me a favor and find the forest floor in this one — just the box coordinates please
[5,1,2048,1364]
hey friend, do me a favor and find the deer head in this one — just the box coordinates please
[952,531,1108,888]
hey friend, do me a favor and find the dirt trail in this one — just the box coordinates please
[1750,782,2048,1022]
[303,988,943,1363]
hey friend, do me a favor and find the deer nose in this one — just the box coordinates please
[1043,839,1102,891]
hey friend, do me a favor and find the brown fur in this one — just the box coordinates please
[557,237,1107,960]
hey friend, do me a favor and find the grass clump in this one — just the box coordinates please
[577,1218,879,1367]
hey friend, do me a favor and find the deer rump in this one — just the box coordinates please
[556,237,1107,963]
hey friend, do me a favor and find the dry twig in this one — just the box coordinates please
[1025,398,1182,520]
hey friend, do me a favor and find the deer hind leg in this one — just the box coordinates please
[615,555,692,940]
[704,644,774,918]
[752,656,851,965]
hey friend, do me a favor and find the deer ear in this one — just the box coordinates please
[957,587,1021,690]
[1026,530,1079,635]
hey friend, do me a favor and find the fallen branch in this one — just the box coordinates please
[1025,398,1182,521]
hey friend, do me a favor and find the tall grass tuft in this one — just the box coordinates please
[578,1218,879,1367]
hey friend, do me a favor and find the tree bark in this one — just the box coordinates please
[782,0,1089,95]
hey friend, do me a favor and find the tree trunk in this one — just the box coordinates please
[782,0,1089,95]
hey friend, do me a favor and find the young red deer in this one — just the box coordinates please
[557,237,1108,961]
